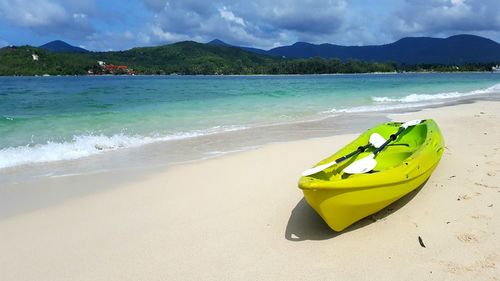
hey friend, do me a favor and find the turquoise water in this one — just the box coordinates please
[0,73,499,169]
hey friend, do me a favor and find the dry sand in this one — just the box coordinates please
[1,101,499,280]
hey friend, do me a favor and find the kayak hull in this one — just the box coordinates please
[298,120,444,231]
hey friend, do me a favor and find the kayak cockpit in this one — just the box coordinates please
[302,121,429,183]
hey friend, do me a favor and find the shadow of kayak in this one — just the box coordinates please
[284,181,427,241]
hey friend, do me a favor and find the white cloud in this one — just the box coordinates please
[2,0,500,51]
[0,0,67,27]
[450,0,466,6]
[83,31,156,51]
[218,6,246,27]
[151,25,194,42]
[389,0,500,38]
[138,0,500,48]
[139,0,349,49]
[0,0,94,38]
[124,31,134,40]
[73,13,87,20]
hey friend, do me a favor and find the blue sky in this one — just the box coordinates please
[0,0,499,51]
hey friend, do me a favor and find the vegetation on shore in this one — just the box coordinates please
[0,41,497,76]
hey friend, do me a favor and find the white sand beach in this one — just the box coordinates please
[1,101,499,280]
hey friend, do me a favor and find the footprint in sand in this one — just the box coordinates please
[457,191,482,200]
[457,233,479,243]
[475,182,500,189]
[442,256,496,274]
[485,160,500,166]
[471,214,492,220]
[457,194,472,201]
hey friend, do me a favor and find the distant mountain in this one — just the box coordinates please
[264,35,500,64]
[38,34,500,63]
[2,36,497,76]
[206,39,269,56]
[207,39,232,47]
[39,40,89,53]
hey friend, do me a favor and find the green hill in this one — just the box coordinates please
[0,46,94,75]
[2,40,491,76]
[91,41,278,75]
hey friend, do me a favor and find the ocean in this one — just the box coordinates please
[1,73,499,181]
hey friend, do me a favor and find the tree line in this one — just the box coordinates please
[0,43,497,76]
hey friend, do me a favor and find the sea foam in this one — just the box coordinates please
[372,83,500,103]
[323,83,500,114]
[0,126,246,169]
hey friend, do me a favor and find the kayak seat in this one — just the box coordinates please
[374,151,414,171]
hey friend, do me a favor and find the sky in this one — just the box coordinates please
[0,0,499,51]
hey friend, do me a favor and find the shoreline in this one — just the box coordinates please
[2,74,499,177]
[3,99,497,205]
[0,112,388,184]
[2,89,499,184]
[2,70,499,77]
[1,100,499,279]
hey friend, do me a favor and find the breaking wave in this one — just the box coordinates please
[372,83,500,103]
[323,83,500,114]
[0,126,247,169]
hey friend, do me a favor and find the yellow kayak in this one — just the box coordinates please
[298,119,444,231]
